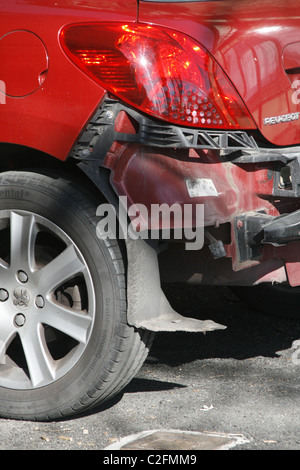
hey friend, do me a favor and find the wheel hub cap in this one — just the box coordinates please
[13,286,32,309]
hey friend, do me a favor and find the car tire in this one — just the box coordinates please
[0,170,153,421]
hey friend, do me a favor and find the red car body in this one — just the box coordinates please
[1,0,300,420]
[2,0,300,285]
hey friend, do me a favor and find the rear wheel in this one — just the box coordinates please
[0,170,153,421]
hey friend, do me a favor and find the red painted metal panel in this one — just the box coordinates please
[0,0,138,159]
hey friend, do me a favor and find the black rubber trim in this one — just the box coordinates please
[70,97,258,164]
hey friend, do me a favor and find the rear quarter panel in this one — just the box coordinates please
[0,0,137,159]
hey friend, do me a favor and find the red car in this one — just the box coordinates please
[0,0,300,421]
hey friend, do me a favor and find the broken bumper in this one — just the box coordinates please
[73,99,300,329]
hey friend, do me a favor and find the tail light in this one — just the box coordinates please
[60,23,256,130]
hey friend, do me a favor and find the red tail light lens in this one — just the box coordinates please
[60,23,256,130]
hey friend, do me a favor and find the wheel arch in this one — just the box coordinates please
[0,142,109,202]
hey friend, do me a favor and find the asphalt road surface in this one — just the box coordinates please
[1,284,300,451]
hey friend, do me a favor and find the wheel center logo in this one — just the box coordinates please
[13,287,31,309]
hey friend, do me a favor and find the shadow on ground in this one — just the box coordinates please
[145,284,300,365]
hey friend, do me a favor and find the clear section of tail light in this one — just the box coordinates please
[60,23,256,130]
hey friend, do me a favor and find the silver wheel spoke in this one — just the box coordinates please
[34,244,87,294]
[42,302,92,344]
[0,209,96,390]
[10,212,37,271]
[0,259,9,270]
[20,325,55,387]
[0,308,16,364]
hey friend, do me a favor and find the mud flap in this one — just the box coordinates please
[126,237,226,332]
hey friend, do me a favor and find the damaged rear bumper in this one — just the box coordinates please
[72,98,300,329]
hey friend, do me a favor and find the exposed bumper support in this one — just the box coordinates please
[236,209,300,262]
[70,97,259,164]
